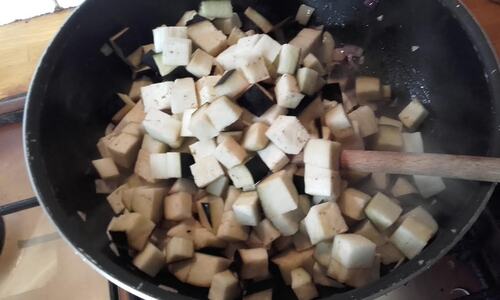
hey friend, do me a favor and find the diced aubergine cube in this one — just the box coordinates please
[244,7,273,33]
[303,53,325,75]
[275,74,305,109]
[224,186,241,212]
[189,105,220,140]
[170,253,231,287]
[237,248,269,281]
[303,202,348,245]
[370,173,390,190]
[177,10,197,26]
[217,211,250,242]
[215,69,251,99]
[217,131,243,144]
[379,116,403,130]
[162,37,192,66]
[171,77,198,114]
[391,177,418,198]
[206,96,243,131]
[324,104,354,140]
[193,226,227,250]
[331,234,376,269]
[214,136,248,169]
[303,139,341,170]
[242,122,270,151]
[413,175,446,198]
[133,242,165,277]
[258,170,299,215]
[237,84,274,117]
[213,13,242,35]
[107,132,141,169]
[403,132,424,153]
[241,56,270,84]
[348,105,379,138]
[304,164,342,198]
[106,184,127,214]
[295,4,315,25]
[312,263,344,288]
[390,206,438,259]
[378,242,405,265]
[228,164,255,188]
[374,125,403,151]
[313,241,332,268]
[327,254,380,288]
[186,49,214,78]
[150,152,194,179]
[165,236,194,263]
[140,81,173,112]
[338,188,371,221]
[318,32,335,65]
[141,134,168,153]
[355,76,381,103]
[187,20,228,56]
[190,155,225,188]
[364,192,403,231]
[189,138,217,162]
[257,142,290,172]
[197,195,224,233]
[278,44,300,75]
[92,158,120,180]
[206,176,230,197]
[296,67,319,96]
[186,14,210,26]
[196,75,222,105]
[181,109,196,137]
[143,110,182,147]
[108,212,155,251]
[254,219,281,246]
[253,104,288,126]
[232,191,262,226]
[253,34,282,64]
[164,192,193,221]
[227,27,246,46]
[291,268,318,300]
[292,221,313,251]
[208,270,241,300]
[289,28,322,60]
[398,98,429,131]
[353,220,387,246]
[266,115,310,155]
[199,1,233,19]
[271,248,314,285]
[132,187,167,223]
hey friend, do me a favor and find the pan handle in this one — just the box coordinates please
[0,197,39,216]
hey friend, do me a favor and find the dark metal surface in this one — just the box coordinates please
[0,198,40,216]
[23,0,500,299]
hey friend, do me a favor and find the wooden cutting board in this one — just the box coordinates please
[0,1,499,102]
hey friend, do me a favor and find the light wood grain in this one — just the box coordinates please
[341,150,500,182]
[0,10,72,100]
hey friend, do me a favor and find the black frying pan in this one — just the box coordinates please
[23,0,500,299]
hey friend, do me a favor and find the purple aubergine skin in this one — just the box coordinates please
[24,0,500,299]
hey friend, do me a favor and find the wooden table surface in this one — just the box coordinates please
[0,1,498,101]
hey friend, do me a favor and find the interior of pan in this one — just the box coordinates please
[24,0,500,299]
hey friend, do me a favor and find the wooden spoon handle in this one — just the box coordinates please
[340,150,500,182]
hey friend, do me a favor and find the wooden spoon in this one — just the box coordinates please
[340,150,500,182]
